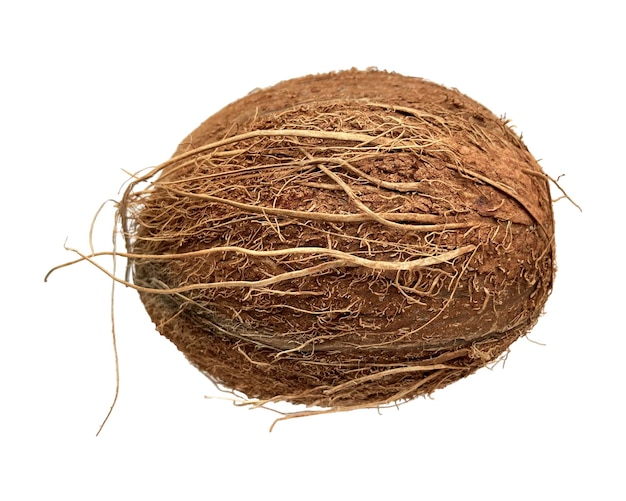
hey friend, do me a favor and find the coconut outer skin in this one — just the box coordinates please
[128,69,555,408]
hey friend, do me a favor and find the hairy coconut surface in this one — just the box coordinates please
[121,69,555,411]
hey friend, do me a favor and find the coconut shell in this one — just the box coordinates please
[123,69,555,410]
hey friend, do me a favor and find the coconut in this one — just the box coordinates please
[120,69,555,412]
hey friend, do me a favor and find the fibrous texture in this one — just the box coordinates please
[121,69,555,411]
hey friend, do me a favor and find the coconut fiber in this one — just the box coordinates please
[120,69,555,412]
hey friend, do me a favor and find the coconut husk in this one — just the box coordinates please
[120,69,555,414]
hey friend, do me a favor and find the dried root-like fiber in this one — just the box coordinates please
[117,69,555,417]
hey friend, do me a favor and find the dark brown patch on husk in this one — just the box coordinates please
[121,69,555,411]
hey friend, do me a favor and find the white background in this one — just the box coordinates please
[1,1,623,499]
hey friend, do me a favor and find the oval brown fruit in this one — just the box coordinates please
[122,69,555,411]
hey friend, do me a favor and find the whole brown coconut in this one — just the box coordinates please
[121,69,555,412]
